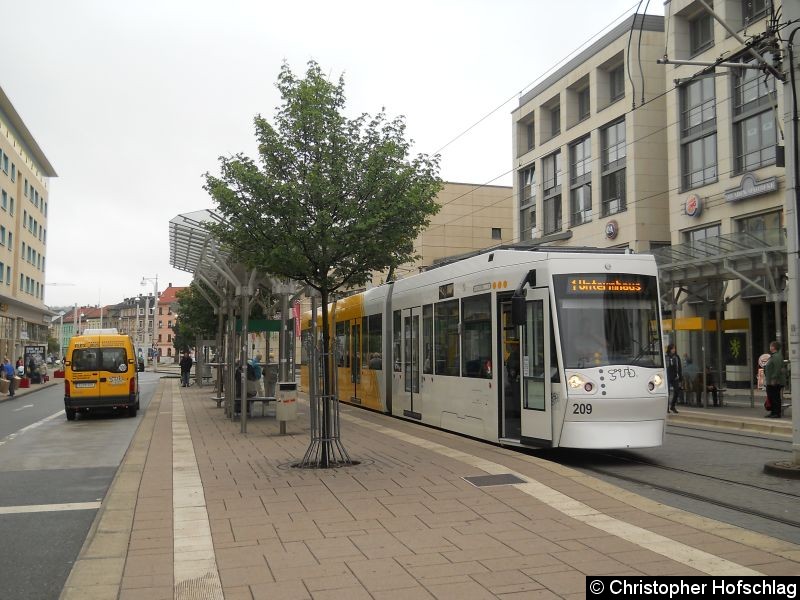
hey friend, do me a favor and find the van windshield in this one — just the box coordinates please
[72,348,128,372]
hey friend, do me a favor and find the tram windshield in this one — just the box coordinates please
[553,273,663,369]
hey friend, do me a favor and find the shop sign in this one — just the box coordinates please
[685,194,703,217]
[724,173,777,203]
[605,220,619,240]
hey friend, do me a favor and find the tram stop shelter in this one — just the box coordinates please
[169,209,299,433]
[652,228,786,407]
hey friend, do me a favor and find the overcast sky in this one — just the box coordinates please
[1,0,662,308]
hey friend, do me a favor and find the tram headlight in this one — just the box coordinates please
[568,374,584,389]
[648,373,664,392]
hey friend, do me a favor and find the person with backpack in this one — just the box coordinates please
[764,340,786,418]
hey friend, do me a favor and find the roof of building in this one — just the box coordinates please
[158,285,187,305]
[518,13,664,107]
[0,85,57,177]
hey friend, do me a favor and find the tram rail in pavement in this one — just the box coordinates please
[58,377,800,600]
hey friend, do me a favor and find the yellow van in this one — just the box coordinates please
[63,328,140,420]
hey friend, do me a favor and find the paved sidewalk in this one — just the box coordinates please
[62,378,800,600]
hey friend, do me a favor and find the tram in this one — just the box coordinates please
[300,248,667,449]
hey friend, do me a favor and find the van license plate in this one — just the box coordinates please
[75,382,95,388]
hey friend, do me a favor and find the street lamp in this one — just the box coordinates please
[57,311,65,360]
[141,275,158,363]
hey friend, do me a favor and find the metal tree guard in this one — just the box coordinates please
[297,296,353,469]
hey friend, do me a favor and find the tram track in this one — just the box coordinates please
[571,460,800,530]
[539,434,800,537]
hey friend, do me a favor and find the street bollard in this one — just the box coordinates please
[276,381,297,435]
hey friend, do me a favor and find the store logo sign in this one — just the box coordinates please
[724,173,777,202]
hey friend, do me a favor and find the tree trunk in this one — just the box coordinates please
[320,289,331,467]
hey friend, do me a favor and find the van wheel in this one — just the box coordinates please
[128,405,137,417]
[65,409,76,421]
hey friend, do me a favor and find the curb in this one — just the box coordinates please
[59,380,163,600]
[668,411,792,437]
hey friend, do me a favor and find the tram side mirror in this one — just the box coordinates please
[511,295,526,327]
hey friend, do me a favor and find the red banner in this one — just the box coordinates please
[293,300,301,337]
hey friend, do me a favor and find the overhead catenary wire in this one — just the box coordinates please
[421,78,785,242]
[626,0,645,109]
[421,20,793,238]
[432,1,645,156]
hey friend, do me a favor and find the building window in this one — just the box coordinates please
[681,76,717,189]
[601,120,626,216]
[526,122,534,151]
[736,210,781,234]
[543,151,562,234]
[550,104,561,138]
[743,0,768,25]
[609,63,625,102]
[733,59,776,173]
[569,136,592,226]
[689,10,713,55]
[685,223,720,243]
[10,164,15,182]
[519,166,536,241]
[491,228,502,240]
[578,87,590,121]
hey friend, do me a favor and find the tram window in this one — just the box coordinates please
[462,294,492,379]
[361,317,369,369]
[434,299,460,376]
[393,310,402,372]
[335,321,349,367]
[368,314,382,369]
[422,304,433,374]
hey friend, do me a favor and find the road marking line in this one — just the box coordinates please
[173,386,223,599]
[342,412,762,577]
[12,404,34,412]
[0,501,101,514]
[0,411,62,447]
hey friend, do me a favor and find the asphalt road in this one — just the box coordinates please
[0,372,160,600]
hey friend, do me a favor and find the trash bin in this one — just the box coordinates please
[276,382,297,428]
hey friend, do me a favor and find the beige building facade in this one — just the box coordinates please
[377,181,513,281]
[659,0,786,386]
[512,14,669,253]
[0,85,56,359]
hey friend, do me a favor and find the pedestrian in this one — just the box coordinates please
[3,357,16,397]
[665,343,683,414]
[764,340,786,418]
[248,354,263,396]
[179,351,193,387]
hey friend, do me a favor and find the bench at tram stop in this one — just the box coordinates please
[209,394,276,416]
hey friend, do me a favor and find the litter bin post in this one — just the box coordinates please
[276,381,297,435]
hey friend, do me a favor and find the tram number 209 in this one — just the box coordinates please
[572,403,593,415]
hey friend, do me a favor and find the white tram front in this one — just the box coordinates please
[386,248,667,449]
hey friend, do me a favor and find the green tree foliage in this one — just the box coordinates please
[172,282,218,353]
[205,60,442,397]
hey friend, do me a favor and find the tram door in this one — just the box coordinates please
[350,321,362,403]
[402,307,422,419]
[520,288,553,443]
[500,297,522,439]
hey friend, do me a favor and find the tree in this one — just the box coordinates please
[205,61,442,465]
[172,282,218,353]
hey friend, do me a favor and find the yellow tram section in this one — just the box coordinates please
[300,293,385,412]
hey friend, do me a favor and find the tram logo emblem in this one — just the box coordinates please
[607,367,636,380]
